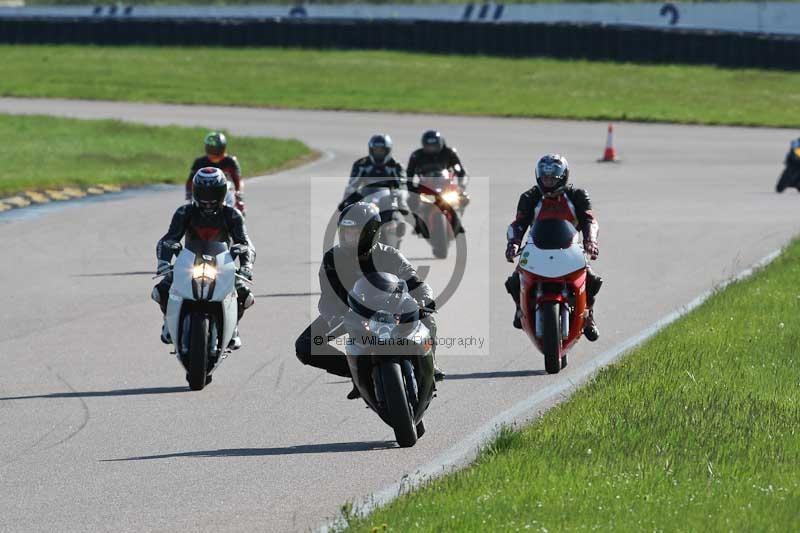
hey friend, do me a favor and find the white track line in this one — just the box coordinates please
[319,247,784,531]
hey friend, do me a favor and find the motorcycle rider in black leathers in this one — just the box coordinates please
[186,132,245,214]
[341,134,409,210]
[295,202,444,399]
[504,154,602,341]
[153,167,256,349]
[407,130,468,188]
[407,130,468,234]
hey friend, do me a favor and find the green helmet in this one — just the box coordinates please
[204,132,227,157]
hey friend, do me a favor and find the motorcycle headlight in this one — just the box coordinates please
[192,263,217,280]
[368,311,397,340]
[420,193,437,204]
[441,190,460,205]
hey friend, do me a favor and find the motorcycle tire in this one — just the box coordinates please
[776,170,791,193]
[541,302,562,374]
[187,312,210,391]
[380,362,417,448]
[431,213,449,259]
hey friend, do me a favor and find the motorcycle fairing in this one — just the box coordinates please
[166,246,238,355]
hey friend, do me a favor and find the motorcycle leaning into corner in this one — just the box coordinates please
[775,139,800,193]
[154,240,252,390]
[330,272,437,448]
[514,219,589,374]
[413,168,468,259]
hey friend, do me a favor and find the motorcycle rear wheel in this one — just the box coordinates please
[187,313,209,391]
[381,363,418,448]
[541,302,562,374]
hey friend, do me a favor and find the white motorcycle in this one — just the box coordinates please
[156,240,249,390]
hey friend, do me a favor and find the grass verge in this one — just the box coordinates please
[3,46,800,128]
[341,241,800,531]
[0,113,310,197]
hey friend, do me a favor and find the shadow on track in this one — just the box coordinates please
[105,441,396,461]
[0,386,186,401]
[444,370,548,380]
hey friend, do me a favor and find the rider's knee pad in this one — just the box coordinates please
[504,272,520,296]
[241,292,255,310]
[586,272,603,297]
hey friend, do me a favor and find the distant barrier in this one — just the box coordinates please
[0,17,798,70]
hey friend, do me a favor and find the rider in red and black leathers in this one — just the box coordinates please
[154,168,255,348]
[185,132,244,213]
[504,154,602,341]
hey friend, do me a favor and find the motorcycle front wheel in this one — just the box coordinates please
[381,362,417,448]
[430,213,450,259]
[541,302,563,374]
[187,312,210,391]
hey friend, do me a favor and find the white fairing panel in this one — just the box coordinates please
[518,239,586,279]
[165,248,239,350]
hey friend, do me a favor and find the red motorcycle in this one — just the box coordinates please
[415,169,467,259]
[516,219,588,374]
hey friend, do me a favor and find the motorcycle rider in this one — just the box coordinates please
[504,154,602,341]
[153,167,255,349]
[406,130,468,189]
[295,202,444,399]
[186,132,245,213]
[340,134,408,212]
[407,130,468,235]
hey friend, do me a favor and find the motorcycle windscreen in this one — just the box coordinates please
[520,220,586,278]
[530,219,578,250]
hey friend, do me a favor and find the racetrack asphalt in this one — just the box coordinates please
[0,98,797,532]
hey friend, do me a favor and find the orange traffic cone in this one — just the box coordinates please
[598,123,619,163]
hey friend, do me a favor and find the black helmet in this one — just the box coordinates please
[338,202,381,257]
[535,153,570,195]
[192,167,228,216]
[204,131,227,158]
[421,130,444,155]
[368,134,393,165]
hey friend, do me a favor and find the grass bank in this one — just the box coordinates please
[0,113,310,197]
[342,241,800,531]
[3,46,800,128]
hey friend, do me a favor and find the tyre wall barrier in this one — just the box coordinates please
[0,17,797,70]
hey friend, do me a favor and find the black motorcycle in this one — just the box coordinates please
[337,273,436,447]
[775,140,800,193]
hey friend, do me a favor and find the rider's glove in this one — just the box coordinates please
[156,260,172,276]
[238,265,253,281]
[584,240,599,260]
[505,242,520,263]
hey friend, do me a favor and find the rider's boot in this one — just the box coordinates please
[347,382,361,400]
[160,318,171,344]
[584,308,599,342]
[513,307,523,330]
[228,325,242,350]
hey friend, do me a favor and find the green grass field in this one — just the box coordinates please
[342,242,800,531]
[0,113,310,196]
[4,46,800,128]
